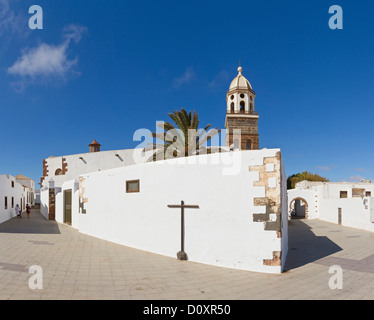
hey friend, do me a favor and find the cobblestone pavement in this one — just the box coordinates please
[0,209,373,300]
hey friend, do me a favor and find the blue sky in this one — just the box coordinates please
[1,0,373,186]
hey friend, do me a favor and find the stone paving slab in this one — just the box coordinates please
[0,209,373,300]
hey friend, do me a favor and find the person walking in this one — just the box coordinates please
[15,204,21,218]
[26,204,31,219]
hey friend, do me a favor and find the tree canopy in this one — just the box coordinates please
[146,108,220,162]
[287,172,329,189]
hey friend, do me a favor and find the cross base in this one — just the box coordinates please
[177,251,188,261]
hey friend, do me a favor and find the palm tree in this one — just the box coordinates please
[145,108,221,162]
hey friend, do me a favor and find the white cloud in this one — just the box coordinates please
[63,24,87,44]
[316,165,337,171]
[316,166,331,171]
[7,25,87,86]
[349,175,367,182]
[8,43,77,78]
[209,70,230,88]
[0,0,26,36]
[0,0,15,32]
[173,67,195,88]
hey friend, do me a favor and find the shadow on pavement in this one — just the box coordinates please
[0,209,61,235]
[284,219,343,272]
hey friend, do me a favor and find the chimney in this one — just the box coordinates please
[89,139,101,153]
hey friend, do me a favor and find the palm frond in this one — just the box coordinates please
[149,108,221,162]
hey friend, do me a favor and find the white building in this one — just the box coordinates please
[0,174,34,224]
[288,180,374,232]
[15,174,35,206]
[39,144,149,220]
[39,66,289,274]
[35,190,40,205]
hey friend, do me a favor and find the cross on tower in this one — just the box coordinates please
[167,201,199,260]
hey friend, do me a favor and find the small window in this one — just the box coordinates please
[11,197,14,208]
[240,93,245,99]
[4,197,7,210]
[11,181,14,188]
[55,169,63,176]
[340,191,348,198]
[352,188,365,197]
[126,180,140,193]
[230,95,234,100]
[240,101,245,113]
[366,191,371,197]
[246,140,252,150]
[230,102,234,113]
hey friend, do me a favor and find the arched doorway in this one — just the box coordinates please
[289,197,309,219]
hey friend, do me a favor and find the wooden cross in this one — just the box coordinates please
[168,201,199,261]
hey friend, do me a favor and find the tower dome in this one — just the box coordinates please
[226,66,256,114]
[228,67,252,92]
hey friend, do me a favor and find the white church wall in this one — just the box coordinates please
[73,189,80,228]
[370,197,374,223]
[40,189,49,220]
[318,197,374,233]
[41,148,148,189]
[76,149,287,274]
[318,183,374,232]
[280,156,289,271]
[287,188,318,219]
[320,182,374,199]
[289,181,374,232]
[40,148,150,220]
[55,191,63,224]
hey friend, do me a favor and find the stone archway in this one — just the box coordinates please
[289,197,309,219]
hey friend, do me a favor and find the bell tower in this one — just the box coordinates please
[89,139,101,153]
[225,66,259,150]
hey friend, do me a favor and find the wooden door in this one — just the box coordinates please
[338,208,342,225]
[49,188,55,221]
[64,190,72,226]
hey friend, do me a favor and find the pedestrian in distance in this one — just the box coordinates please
[26,204,31,219]
[15,204,21,218]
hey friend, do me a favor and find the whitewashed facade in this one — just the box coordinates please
[15,174,35,206]
[41,149,288,274]
[0,174,34,224]
[39,147,149,220]
[288,181,374,232]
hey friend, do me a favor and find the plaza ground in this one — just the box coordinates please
[0,209,373,300]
